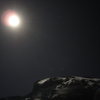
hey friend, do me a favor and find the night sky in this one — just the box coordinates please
[0,0,100,98]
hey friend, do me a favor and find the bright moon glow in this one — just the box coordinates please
[8,15,20,27]
[1,10,20,28]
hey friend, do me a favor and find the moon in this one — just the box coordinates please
[8,14,20,27]
[1,10,20,28]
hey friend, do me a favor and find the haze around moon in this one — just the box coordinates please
[1,10,20,28]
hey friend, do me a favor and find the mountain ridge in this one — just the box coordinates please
[0,76,100,100]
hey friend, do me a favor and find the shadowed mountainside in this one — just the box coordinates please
[0,76,100,100]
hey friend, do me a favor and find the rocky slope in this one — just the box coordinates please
[0,76,100,100]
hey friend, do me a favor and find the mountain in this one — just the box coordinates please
[0,76,100,100]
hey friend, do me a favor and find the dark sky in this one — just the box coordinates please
[0,0,100,98]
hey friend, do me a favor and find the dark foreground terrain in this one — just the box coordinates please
[0,76,100,100]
